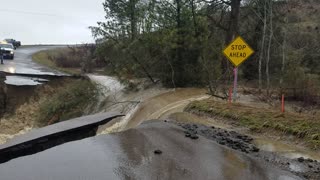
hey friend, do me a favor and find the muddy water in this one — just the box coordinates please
[254,139,320,161]
[91,75,320,162]
[101,88,209,133]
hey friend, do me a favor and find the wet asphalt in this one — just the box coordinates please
[0,121,301,180]
[0,45,67,86]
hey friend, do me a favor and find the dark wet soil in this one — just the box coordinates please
[169,120,320,180]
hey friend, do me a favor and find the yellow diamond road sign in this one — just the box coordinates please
[223,36,254,67]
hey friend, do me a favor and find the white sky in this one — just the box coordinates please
[0,0,105,44]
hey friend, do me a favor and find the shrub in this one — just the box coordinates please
[37,79,98,126]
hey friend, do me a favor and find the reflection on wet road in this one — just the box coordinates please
[0,122,301,180]
[254,138,320,161]
[0,46,67,86]
[0,46,66,75]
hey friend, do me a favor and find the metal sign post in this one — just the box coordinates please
[233,68,238,101]
[223,36,254,102]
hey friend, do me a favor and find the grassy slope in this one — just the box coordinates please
[36,79,98,126]
[185,99,320,149]
[32,49,81,75]
[0,78,98,143]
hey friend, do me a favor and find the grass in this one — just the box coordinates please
[32,49,81,75]
[185,100,320,149]
[36,79,98,126]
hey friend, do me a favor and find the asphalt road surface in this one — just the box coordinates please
[0,121,301,180]
[0,46,67,86]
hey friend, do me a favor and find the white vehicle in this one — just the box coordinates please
[0,43,14,60]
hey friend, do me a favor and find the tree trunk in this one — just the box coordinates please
[190,0,198,36]
[258,0,267,92]
[129,0,137,40]
[223,0,241,79]
[266,0,273,95]
[175,0,183,84]
[280,0,288,92]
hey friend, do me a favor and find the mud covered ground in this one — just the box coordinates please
[168,120,320,180]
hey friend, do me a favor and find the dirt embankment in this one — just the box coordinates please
[0,77,98,144]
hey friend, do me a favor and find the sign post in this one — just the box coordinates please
[223,36,254,102]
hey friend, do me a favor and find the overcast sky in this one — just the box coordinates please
[0,0,105,44]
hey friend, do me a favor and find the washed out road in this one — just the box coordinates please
[0,46,67,86]
[0,46,304,179]
[0,121,301,180]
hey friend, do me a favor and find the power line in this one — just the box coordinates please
[0,8,101,26]
[0,8,64,17]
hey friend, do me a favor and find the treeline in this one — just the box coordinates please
[90,0,320,104]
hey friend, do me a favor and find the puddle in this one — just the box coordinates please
[5,76,48,86]
[254,138,320,161]
[289,163,306,173]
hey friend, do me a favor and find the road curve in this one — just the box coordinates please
[0,45,67,76]
[0,45,69,86]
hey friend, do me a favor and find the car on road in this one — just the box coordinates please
[0,43,14,60]
[3,39,21,49]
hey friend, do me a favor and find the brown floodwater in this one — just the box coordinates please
[98,83,320,162]
[100,88,209,133]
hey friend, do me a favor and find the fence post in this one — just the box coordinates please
[281,94,285,113]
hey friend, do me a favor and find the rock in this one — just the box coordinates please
[218,140,226,145]
[231,145,237,150]
[297,157,304,162]
[306,158,314,163]
[211,126,215,129]
[190,134,199,140]
[185,133,191,138]
[154,150,162,155]
[252,146,260,152]
[308,164,313,168]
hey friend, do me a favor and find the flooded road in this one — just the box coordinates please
[99,88,209,133]
[0,121,301,180]
[92,75,320,165]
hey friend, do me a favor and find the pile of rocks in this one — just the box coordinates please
[179,123,260,154]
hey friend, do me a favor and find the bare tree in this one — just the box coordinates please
[258,0,267,92]
[266,0,273,95]
[280,0,288,92]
